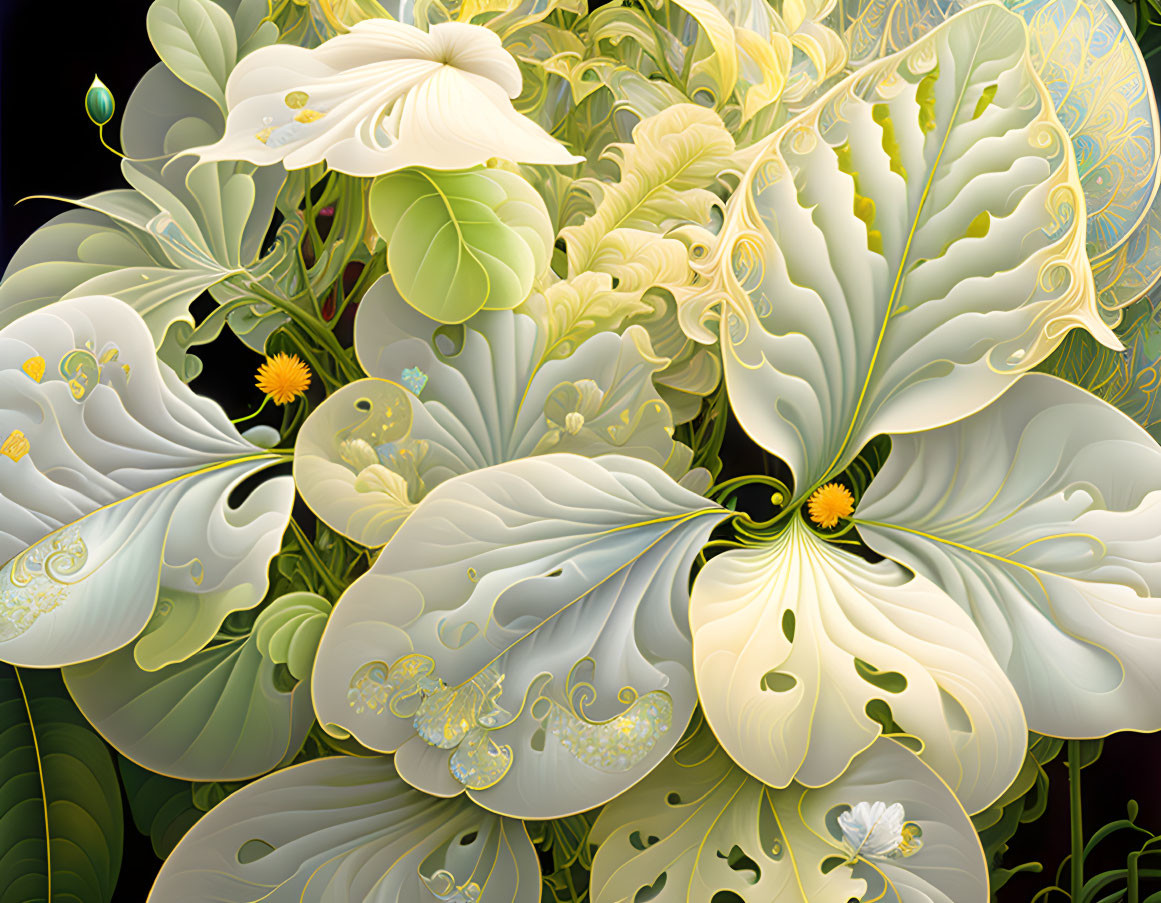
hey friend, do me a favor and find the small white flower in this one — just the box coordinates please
[187,19,582,176]
[838,801,907,858]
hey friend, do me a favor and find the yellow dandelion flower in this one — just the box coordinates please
[807,482,854,529]
[255,353,311,405]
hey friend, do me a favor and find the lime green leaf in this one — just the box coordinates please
[147,0,238,113]
[0,664,123,903]
[253,591,332,682]
[370,168,553,323]
[562,105,734,274]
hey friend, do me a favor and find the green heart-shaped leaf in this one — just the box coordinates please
[370,168,552,323]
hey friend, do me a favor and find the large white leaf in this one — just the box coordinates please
[312,454,727,817]
[841,0,1161,310]
[147,755,540,903]
[857,373,1161,739]
[61,594,325,781]
[589,720,987,903]
[295,277,691,546]
[187,19,581,175]
[684,2,1116,505]
[690,518,1024,814]
[0,297,293,668]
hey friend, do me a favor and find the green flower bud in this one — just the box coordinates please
[85,76,115,127]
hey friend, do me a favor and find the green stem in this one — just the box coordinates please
[95,123,172,163]
[288,519,345,598]
[279,325,344,392]
[296,245,326,321]
[339,252,387,321]
[231,393,272,424]
[1069,739,1084,901]
[248,282,361,382]
[708,473,789,500]
[1130,851,1141,903]
[563,862,581,903]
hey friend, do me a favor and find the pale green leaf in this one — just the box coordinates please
[63,599,316,781]
[0,203,229,351]
[856,373,1161,739]
[371,168,553,323]
[147,0,238,112]
[0,63,292,370]
[146,755,540,903]
[252,591,333,682]
[312,454,727,816]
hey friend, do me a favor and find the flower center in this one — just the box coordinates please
[255,353,312,405]
[807,483,854,529]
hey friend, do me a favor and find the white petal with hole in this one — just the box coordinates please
[147,755,540,903]
[589,722,988,903]
[690,518,1025,813]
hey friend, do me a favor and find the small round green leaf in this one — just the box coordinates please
[370,167,552,323]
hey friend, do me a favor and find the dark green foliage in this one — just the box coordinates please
[530,812,599,902]
[0,665,123,903]
[973,735,1064,898]
[118,758,203,859]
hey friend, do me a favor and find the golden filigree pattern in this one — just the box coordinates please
[347,655,515,790]
[1011,0,1160,264]
[0,530,88,641]
[0,429,29,462]
[543,690,674,772]
[21,356,45,382]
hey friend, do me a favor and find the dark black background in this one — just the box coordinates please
[4,2,1161,901]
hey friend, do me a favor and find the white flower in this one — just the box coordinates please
[838,801,906,858]
[187,19,582,175]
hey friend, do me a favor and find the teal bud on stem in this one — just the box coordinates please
[85,76,115,126]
